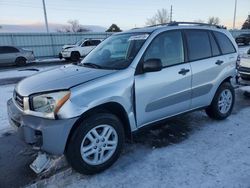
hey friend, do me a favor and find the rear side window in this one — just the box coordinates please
[2,46,19,53]
[185,30,211,61]
[213,31,236,54]
[209,32,220,56]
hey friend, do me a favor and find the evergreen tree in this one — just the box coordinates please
[106,24,122,32]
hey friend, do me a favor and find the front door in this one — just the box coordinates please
[134,30,192,127]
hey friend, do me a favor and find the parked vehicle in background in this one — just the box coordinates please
[7,22,238,175]
[0,46,35,66]
[59,39,103,61]
[235,33,250,45]
[238,48,250,80]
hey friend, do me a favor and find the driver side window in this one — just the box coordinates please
[144,31,184,67]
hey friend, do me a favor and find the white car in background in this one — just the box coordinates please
[59,39,103,61]
[238,48,250,80]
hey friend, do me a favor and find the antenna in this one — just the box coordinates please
[170,5,173,22]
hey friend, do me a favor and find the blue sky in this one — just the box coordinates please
[0,0,249,30]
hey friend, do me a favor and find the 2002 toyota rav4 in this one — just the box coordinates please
[7,22,238,175]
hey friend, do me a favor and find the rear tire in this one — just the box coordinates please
[66,113,125,175]
[70,51,80,62]
[15,57,27,66]
[205,82,235,120]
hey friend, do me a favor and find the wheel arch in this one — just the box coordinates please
[219,76,233,86]
[65,102,132,153]
[71,50,80,56]
[15,56,27,62]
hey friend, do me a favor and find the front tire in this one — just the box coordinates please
[70,51,80,62]
[205,82,235,120]
[66,113,125,175]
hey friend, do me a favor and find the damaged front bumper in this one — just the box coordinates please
[7,98,78,155]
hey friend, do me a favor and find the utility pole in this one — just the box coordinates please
[170,5,173,22]
[42,0,49,33]
[233,0,237,29]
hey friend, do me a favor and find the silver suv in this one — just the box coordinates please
[7,22,238,175]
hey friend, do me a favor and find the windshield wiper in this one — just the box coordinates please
[82,62,103,69]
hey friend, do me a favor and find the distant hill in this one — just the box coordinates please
[0,23,107,33]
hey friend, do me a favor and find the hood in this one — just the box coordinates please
[62,44,77,50]
[16,64,116,96]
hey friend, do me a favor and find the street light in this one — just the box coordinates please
[42,0,49,33]
[233,0,237,29]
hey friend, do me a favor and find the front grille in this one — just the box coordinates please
[14,91,24,109]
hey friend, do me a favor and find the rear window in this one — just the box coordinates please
[185,30,212,61]
[213,31,236,54]
[209,32,220,56]
[92,40,101,45]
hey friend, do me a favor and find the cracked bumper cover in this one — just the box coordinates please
[7,98,78,155]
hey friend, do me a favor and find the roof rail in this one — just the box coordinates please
[146,21,226,29]
[168,22,226,29]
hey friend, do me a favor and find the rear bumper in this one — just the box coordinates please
[238,66,250,79]
[7,98,78,155]
[26,55,35,63]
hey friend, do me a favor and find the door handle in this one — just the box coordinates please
[178,68,190,75]
[215,60,224,65]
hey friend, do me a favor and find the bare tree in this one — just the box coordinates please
[146,9,170,26]
[57,20,90,32]
[242,15,250,29]
[207,17,220,25]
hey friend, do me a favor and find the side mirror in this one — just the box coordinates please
[143,59,162,72]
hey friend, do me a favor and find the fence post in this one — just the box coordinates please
[11,34,15,46]
[50,33,56,57]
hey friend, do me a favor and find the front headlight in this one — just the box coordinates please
[30,91,70,118]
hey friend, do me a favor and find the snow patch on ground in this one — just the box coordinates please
[238,45,250,56]
[0,65,61,80]
[34,103,250,188]
[0,84,15,136]
[34,58,64,63]
[239,86,250,93]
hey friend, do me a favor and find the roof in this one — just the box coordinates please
[122,22,226,34]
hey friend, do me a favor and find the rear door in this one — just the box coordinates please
[134,30,192,127]
[81,40,96,56]
[185,29,236,108]
[213,31,238,73]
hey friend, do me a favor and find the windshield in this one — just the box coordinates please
[80,33,149,70]
[76,40,84,46]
